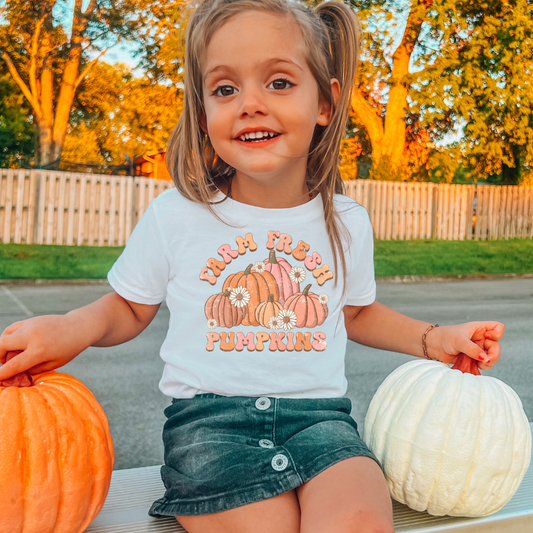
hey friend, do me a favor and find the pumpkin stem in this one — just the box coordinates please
[269,250,278,264]
[1,351,33,388]
[268,294,274,303]
[302,284,312,296]
[244,264,253,275]
[223,290,231,297]
[451,353,481,376]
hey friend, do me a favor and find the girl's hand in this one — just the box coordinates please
[0,314,90,382]
[427,321,505,371]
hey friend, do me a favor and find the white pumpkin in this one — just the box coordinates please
[363,356,531,517]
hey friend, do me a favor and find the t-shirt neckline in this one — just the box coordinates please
[211,189,323,222]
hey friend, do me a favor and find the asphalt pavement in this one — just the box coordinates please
[1,278,532,470]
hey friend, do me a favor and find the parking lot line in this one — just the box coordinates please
[1,287,34,317]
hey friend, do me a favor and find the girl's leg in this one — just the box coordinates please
[176,489,300,533]
[297,456,394,533]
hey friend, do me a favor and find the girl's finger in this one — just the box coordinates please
[0,335,26,362]
[483,322,506,341]
[1,321,23,337]
[0,351,33,382]
[24,361,59,376]
[482,338,501,363]
[454,335,490,364]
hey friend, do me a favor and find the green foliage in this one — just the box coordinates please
[369,155,402,181]
[410,0,533,183]
[0,73,34,167]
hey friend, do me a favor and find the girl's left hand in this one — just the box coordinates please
[427,321,505,371]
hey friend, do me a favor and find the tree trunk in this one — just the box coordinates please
[38,21,59,169]
[351,0,431,180]
[1,0,98,169]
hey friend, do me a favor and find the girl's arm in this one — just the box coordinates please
[344,301,505,370]
[0,292,160,381]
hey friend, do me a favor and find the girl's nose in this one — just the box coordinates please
[238,84,269,116]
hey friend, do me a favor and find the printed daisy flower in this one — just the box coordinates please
[229,286,251,308]
[207,319,218,329]
[268,316,282,330]
[289,266,306,284]
[254,261,266,273]
[318,293,329,304]
[278,309,297,331]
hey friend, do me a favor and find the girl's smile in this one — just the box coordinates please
[234,130,281,148]
[201,10,338,207]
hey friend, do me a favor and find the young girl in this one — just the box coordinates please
[0,0,505,531]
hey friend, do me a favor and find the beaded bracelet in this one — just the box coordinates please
[422,324,439,360]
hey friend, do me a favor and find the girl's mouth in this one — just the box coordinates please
[237,131,280,143]
[236,134,281,146]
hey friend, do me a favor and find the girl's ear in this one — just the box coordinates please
[317,78,341,127]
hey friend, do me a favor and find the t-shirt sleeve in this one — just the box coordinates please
[344,208,376,306]
[107,202,170,305]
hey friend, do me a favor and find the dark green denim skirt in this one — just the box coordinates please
[148,394,381,517]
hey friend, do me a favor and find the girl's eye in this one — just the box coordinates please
[269,78,293,90]
[213,85,236,97]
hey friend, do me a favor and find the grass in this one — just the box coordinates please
[1,239,533,280]
[373,239,533,277]
[0,244,124,280]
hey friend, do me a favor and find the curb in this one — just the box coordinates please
[376,273,533,284]
[1,273,533,287]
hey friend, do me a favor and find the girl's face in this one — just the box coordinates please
[202,10,338,193]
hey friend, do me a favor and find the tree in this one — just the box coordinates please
[350,0,435,180]
[410,0,533,185]
[0,0,142,169]
[62,61,182,168]
[349,0,533,184]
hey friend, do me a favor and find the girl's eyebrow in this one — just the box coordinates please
[205,57,303,79]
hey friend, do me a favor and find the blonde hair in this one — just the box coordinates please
[166,0,361,290]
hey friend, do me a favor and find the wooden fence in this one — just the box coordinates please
[0,169,173,246]
[1,168,532,245]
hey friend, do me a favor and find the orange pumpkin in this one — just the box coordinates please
[205,290,244,328]
[223,263,279,326]
[0,353,114,533]
[255,294,284,328]
[284,283,328,328]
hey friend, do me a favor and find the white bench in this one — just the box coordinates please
[86,423,533,533]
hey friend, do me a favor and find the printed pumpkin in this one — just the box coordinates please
[222,263,279,326]
[364,355,531,517]
[284,284,328,328]
[0,352,115,533]
[263,250,299,304]
[205,290,244,328]
[255,294,284,328]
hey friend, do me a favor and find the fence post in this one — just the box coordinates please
[32,170,41,245]
[465,185,475,240]
[431,185,438,238]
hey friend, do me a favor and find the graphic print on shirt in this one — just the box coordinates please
[200,231,334,353]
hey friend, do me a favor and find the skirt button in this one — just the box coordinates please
[255,397,271,410]
[271,454,289,471]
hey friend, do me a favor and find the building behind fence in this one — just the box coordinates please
[1,168,532,246]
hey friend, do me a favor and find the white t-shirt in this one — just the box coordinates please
[107,187,376,399]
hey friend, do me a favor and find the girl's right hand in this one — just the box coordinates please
[0,314,90,381]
